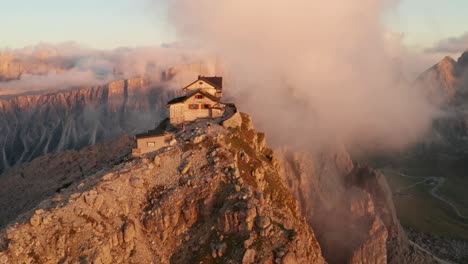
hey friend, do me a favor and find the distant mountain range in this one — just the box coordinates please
[0,78,174,175]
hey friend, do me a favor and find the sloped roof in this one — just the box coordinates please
[183,76,223,91]
[199,76,223,90]
[167,90,221,105]
[167,95,187,105]
[135,128,167,139]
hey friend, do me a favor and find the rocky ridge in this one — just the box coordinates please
[0,135,133,229]
[0,114,325,264]
[0,112,439,264]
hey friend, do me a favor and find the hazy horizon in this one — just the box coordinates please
[0,0,467,54]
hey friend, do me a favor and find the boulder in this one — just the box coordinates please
[193,135,206,144]
[223,112,242,129]
[122,222,135,243]
[130,177,144,188]
[153,156,161,167]
[241,113,254,131]
[242,249,256,264]
[256,216,271,229]
[180,161,192,175]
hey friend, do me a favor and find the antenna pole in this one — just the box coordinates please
[199,61,202,77]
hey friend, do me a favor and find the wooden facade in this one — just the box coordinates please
[168,91,224,125]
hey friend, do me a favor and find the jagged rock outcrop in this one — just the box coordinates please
[411,52,468,157]
[0,114,324,264]
[417,51,468,105]
[0,53,22,81]
[276,150,438,263]
[0,78,174,175]
[417,56,459,104]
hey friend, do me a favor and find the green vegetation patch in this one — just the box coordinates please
[383,169,468,240]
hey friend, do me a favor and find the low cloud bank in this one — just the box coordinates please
[163,0,437,153]
[0,42,212,93]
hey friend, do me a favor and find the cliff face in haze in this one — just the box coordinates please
[417,51,468,105]
[417,56,459,104]
[0,78,175,175]
[0,53,21,81]
[413,51,468,169]
[276,149,436,264]
[0,113,436,264]
[0,52,64,81]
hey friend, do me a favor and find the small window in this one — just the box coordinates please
[188,104,199,109]
[195,95,204,99]
[201,104,211,109]
[147,142,156,147]
[199,82,203,85]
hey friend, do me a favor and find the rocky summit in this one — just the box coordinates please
[0,113,438,264]
[0,113,325,264]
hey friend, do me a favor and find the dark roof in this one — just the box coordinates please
[136,128,167,139]
[199,76,223,90]
[167,95,187,105]
[167,90,220,105]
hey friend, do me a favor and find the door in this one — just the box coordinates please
[171,105,184,124]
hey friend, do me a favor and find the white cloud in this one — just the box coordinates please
[426,32,468,54]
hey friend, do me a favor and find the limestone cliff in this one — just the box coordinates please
[276,150,438,264]
[0,78,174,175]
[0,114,324,264]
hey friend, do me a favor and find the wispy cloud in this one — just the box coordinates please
[425,32,468,54]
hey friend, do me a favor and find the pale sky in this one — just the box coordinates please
[0,0,467,51]
[0,0,175,49]
[387,0,468,49]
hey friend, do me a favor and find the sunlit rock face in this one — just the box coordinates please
[0,78,174,175]
[0,111,438,263]
[0,114,325,264]
[412,52,468,168]
[417,51,468,106]
[417,56,460,105]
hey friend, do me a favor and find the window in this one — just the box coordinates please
[195,95,204,99]
[188,104,199,110]
[147,142,156,147]
[199,82,203,85]
[201,104,211,109]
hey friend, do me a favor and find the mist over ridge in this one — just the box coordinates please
[162,0,439,154]
[0,42,217,94]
